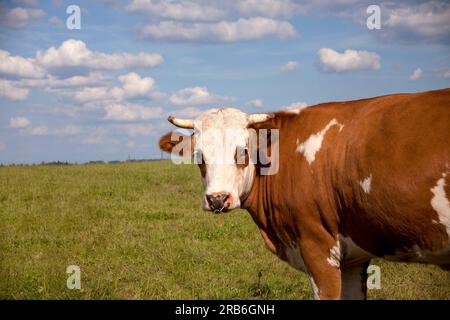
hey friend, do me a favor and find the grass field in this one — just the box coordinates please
[0,161,449,299]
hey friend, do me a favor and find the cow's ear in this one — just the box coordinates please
[159,131,180,153]
[159,131,193,155]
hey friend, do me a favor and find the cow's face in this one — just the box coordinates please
[159,108,272,213]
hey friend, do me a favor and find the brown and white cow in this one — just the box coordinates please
[159,88,450,299]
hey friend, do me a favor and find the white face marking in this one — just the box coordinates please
[296,118,344,165]
[327,237,342,268]
[193,108,255,210]
[359,174,372,194]
[309,276,320,300]
[430,172,450,238]
[284,245,307,272]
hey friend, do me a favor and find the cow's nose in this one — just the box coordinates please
[206,192,230,213]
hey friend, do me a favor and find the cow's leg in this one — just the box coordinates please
[299,238,342,300]
[340,261,370,300]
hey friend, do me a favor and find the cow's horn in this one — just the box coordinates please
[247,113,274,125]
[168,116,194,129]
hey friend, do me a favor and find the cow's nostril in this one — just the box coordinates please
[206,192,230,211]
[206,194,214,205]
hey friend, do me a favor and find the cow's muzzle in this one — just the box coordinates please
[205,192,231,214]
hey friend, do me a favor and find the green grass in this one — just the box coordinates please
[0,161,448,299]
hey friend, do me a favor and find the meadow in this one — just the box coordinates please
[0,161,448,299]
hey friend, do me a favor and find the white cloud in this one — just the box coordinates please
[139,17,298,42]
[56,125,82,136]
[237,0,305,18]
[317,48,380,73]
[409,68,422,81]
[169,86,234,106]
[0,80,29,101]
[104,103,164,120]
[384,2,450,41]
[73,87,117,103]
[128,0,310,21]
[71,72,159,103]
[117,124,155,137]
[20,125,49,136]
[55,73,109,87]
[36,39,163,70]
[0,50,46,78]
[17,72,111,94]
[118,72,155,97]
[444,69,450,78]
[0,7,45,29]
[48,16,64,27]
[9,117,31,128]
[282,101,308,113]
[32,124,82,136]
[126,140,136,148]
[171,106,203,118]
[52,0,63,7]
[127,0,227,21]
[246,99,263,108]
[126,1,450,45]
[281,60,299,72]
[20,72,110,90]
[82,127,107,145]
[15,0,40,7]
[11,121,83,136]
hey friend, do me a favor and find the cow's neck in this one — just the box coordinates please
[240,110,338,236]
[241,169,270,229]
[240,113,289,230]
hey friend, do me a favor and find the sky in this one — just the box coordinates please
[0,0,449,164]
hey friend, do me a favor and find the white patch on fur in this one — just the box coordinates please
[309,276,320,300]
[383,173,450,265]
[327,238,342,268]
[284,245,307,272]
[359,174,372,194]
[296,118,343,165]
[430,173,450,238]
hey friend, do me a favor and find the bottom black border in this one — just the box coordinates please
[1,300,446,319]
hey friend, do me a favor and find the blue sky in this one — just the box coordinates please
[0,0,449,164]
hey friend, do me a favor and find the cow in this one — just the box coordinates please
[159,88,450,300]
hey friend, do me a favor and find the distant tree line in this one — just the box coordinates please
[0,158,166,167]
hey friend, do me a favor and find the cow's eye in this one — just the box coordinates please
[235,146,248,165]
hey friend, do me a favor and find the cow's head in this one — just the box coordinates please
[159,108,273,213]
